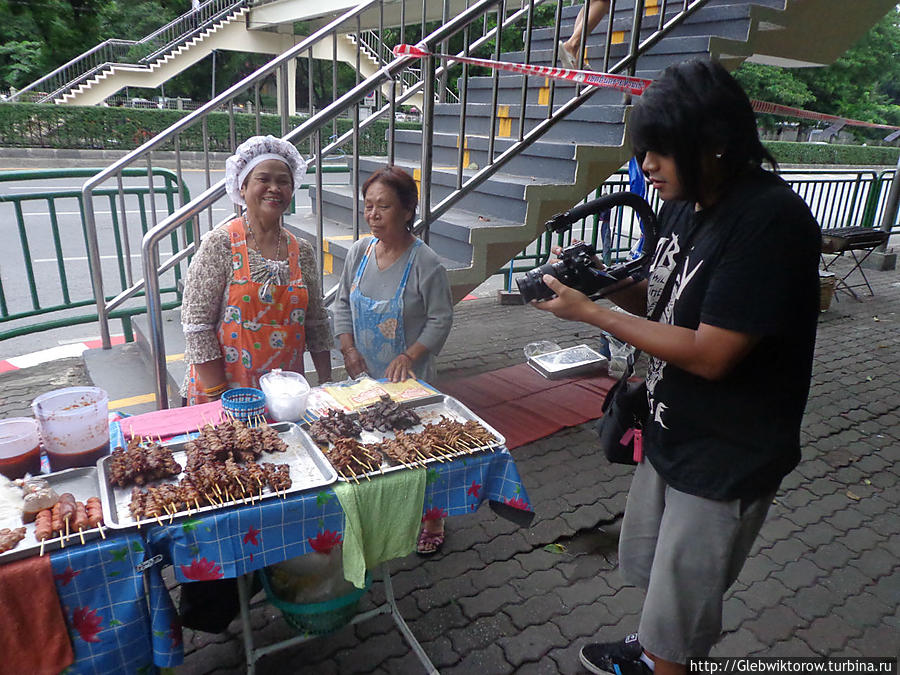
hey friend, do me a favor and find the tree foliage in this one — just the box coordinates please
[734,7,900,142]
[2,0,898,146]
[0,0,189,90]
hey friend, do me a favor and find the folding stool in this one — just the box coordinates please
[820,226,889,300]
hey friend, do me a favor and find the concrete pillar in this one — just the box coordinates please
[275,58,297,117]
[866,153,900,271]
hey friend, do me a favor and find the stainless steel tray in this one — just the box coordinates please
[0,467,104,565]
[98,422,337,530]
[316,394,506,481]
[527,344,608,379]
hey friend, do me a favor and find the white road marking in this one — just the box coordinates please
[11,208,230,217]
[32,253,155,262]
[6,342,92,368]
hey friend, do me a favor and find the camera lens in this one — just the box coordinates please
[516,268,555,303]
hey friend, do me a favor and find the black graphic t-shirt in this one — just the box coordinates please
[644,167,821,501]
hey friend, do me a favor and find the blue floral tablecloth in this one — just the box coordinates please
[70,419,534,670]
[49,533,180,674]
[145,448,533,583]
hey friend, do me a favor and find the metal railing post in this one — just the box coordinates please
[420,52,437,245]
[518,0,535,143]
[81,195,112,349]
[878,157,900,249]
[144,240,166,409]
[315,130,325,278]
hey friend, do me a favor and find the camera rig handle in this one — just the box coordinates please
[544,191,659,260]
[543,191,658,284]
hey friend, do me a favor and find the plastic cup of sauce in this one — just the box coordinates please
[31,387,110,472]
[0,417,42,479]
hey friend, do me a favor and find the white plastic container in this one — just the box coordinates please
[0,417,42,479]
[259,369,310,422]
[31,387,110,472]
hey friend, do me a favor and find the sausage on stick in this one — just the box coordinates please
[74,501,88,545]
[58,493,76,546]
[34,509,53,555]
[85,497,105,538]
[50,503,63,538]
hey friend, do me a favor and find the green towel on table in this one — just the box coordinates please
[334,468,426,589]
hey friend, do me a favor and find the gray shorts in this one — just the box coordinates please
[618,459,775,663]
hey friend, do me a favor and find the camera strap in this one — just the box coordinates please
[619,215,704,381]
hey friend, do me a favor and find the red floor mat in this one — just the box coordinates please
[440,364,620,449]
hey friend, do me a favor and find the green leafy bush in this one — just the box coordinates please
[0,103,416,155]
[1,103,896,166]
[764,141,899,166]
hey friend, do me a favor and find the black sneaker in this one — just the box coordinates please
[579,633,651,675]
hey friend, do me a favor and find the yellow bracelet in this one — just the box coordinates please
[204,382,228,397]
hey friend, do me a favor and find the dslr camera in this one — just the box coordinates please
[516,192,657,304]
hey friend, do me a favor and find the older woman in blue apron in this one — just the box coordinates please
[333,165,453,553]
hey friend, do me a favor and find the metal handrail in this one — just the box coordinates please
[129,0,717,409]
[350,29,460,104]
[136,0,514,408]
[84,0,392,350]
[139,0,249,64]
[414,0,709,239]
[89,0,526,352]
[7,40,135,103]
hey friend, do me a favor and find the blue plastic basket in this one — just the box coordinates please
[260,568,371,635]
[221,387,266,422]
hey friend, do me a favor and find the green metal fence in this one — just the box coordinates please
[0,168,191,341]
[501,167,898,290]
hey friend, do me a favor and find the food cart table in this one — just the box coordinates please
[143,447,533,673]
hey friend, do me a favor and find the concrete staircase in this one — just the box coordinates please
[57,6,251,106]
[292,0,894,303]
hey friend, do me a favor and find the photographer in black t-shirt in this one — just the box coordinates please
[533,59,821,675]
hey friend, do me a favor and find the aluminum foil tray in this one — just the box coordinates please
[0,467,104,565]
[314,394,506,481]
[527,344,608,379]
[98,422,336,530]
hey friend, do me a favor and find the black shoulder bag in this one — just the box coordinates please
[594,223,700,465]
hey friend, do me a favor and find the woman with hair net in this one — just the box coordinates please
[180,135,332,406]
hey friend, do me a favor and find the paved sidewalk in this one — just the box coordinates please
[1,256,898,673]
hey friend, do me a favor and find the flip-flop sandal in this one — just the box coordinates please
[416,529,445,556]
[558,41,577,70]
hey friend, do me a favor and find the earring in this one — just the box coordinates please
[715,152,723,159]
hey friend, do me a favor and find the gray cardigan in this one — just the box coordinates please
[332,237,453,382]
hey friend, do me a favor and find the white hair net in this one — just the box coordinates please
[224,135,308,206]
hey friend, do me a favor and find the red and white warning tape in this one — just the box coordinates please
[393,43,900,132]
[749,100,900,131]
[393,43,652,95]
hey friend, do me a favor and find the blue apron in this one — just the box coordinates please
[349,238,422,378]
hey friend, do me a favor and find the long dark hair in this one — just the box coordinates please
[362,165,419,230]
[628,59,777,204]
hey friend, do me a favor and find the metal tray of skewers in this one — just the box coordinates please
[97,420,337,530]
[306,394,506,482]
[0,469,107,565]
